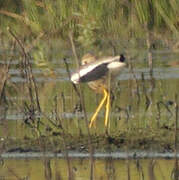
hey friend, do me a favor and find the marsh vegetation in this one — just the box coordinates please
[0,0,179,179]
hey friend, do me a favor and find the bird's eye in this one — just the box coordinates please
[119,54,125,62]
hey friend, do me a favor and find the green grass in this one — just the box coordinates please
[1,0,179,47]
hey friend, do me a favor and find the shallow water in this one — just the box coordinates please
[0,49,179,179]
[0,54,179,137]
[0,155,177,180]
[1,56,179,120]
[0,50,179,133]
[1,151,179,158]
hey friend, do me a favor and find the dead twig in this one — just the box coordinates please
[0,41,15,103]
[8,28,41,112]
[8,28,41,137]
[156,100,173,127]
[141,72,151,111]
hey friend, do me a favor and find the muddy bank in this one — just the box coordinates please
[1,127,176,154]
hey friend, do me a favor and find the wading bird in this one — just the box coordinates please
[71,53,126,128]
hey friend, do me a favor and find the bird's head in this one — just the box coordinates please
[81,53,96,65]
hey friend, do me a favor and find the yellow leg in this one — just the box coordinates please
[89,89,108,128]
[105,90,110,127]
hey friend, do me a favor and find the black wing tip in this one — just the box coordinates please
[119,54,125,62]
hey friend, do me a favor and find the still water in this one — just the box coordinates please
[0,50,179,136]
[0,49,179,179]
[0,153,178,180]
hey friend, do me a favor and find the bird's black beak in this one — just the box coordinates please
[119,54,125,62]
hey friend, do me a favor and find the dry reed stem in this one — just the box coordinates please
[63,57,80,98]
[68,31,94,180]
[174,94,178,180]
[128,55,140,105]
[53,94,75,180]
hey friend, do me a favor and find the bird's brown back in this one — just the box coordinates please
[81,53,111,93]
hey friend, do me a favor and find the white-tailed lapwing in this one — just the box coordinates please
[71,53,126,128]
